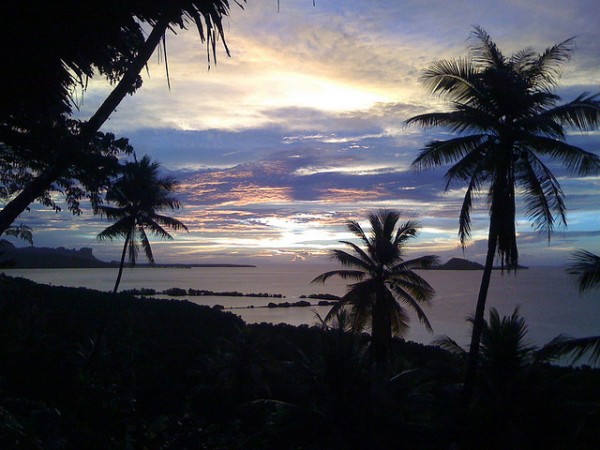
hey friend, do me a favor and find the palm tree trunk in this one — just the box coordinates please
[0,165,65,234]
[0,18,169,236]
[462,224,497,409]
[112,233,131,295]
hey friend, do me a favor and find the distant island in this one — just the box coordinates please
[0,240,255,269]
[435,258,484,270]
[431,257,528,270]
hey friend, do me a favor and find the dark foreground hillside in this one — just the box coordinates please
[1,274,599,449]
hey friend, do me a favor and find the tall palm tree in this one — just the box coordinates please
[406,27,600,406]
[96,156,188,294]
[312,210,438,366]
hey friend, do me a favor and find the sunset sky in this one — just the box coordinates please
[14,0,600,266]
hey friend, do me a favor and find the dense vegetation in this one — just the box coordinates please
[1,275,599,449]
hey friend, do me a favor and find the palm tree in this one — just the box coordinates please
[435,307,538,448]
[435,307,536,397]
[312,210,438,366]
[406,27,600,406]
[96,156,188,294]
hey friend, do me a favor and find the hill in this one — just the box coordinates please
[436,257,484,270]
[0,240,113,268]
[0,240,256,269]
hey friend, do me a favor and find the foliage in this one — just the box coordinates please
[313,210,438,365]
[1,0,238,125]
[1,275,600,449]
[0,118,133,214]
[1,224,33,245]
[0,0,240,234]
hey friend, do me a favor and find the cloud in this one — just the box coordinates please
[20,0,600,267]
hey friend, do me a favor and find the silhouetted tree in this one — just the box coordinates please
[96,156,188,294]
[0,1,239,234]
[435,307,538,448]
[313,210,438,367]
[407,27,600,407]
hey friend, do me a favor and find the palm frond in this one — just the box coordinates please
[457,175,484,247]
[389,273,436,304]
[539,334,600,366]
[325,282,376,334]
[311,270,365,284]
[406,111,490,134]
[393,220,420,248]
[411,134,488,172]
[138,227,154,264]
[516,151,566,235]
[389,284,433,333]
[469,26,506,69]
[524,37,575,90]
[541,92,600,132]
[141,218,175,241]
[95,205,129,220]
[395,255,440,271]
[152,213,188,231]
[329,248,373,273]
[524,135,600,176]
[567,249,600,293]
[389,302,411,338]
[443,140,489,187]
[509,47,536,73]
[338,240,375,268]
[97,217,134,241]
[345,220,373,253]
[432,335,467,356]
[420,57,480,103]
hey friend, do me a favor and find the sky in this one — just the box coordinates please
[10,0,600,266]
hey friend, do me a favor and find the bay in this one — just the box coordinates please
[3,265,599,347]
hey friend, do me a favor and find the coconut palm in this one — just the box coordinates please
[435,307,538,448]
[96,156,188,294]
[406,27,600,405]
[312,210,438,366]
[435,307,536,394]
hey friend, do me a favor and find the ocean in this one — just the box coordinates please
[3,265,599,348]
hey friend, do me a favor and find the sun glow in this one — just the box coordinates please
[247,71,388,113]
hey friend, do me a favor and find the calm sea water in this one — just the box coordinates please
[3,265,599,347]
